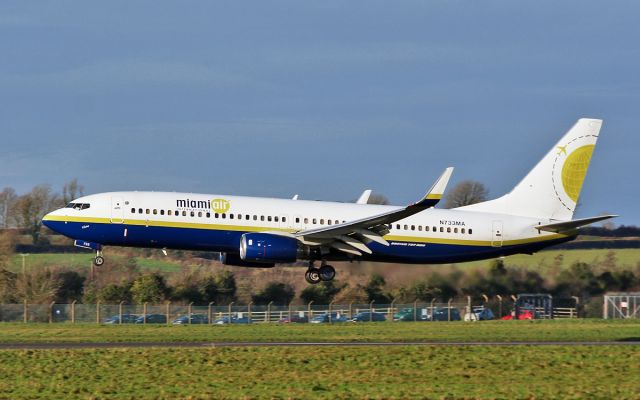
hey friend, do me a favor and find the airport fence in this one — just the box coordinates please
[0,296,580,324]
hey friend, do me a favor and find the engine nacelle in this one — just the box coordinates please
[219,253,275,268]
[240,233,299,264]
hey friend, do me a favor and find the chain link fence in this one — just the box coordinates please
[0,295,581,324]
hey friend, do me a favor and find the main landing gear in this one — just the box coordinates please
[94,250,105,266]
[305,262,336,285]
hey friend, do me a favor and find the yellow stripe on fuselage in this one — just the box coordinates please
[43,215,571,247]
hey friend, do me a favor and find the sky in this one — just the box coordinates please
[0,1,637,225]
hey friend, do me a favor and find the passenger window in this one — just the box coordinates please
[238,214,242,219]
[253,215,257,221]
[222,213,226,219]
[268,216,272,222]
[469,229,473,235]
[418,226,422,231]
[411,225,415,231]
[282,217,286,222]
[131,208,135,213]
[182,211,187,216]
[146,209,150,214]
[296,217,300,223]
[168,210,172,216]
[275,216,279,222]
[404,225,408,230]
[261,216,265,221]
[190,211,195,217]
[215,213,219,218]
[396,224,400,230]
[160,210,165,216]
[461,228,466,234]
[206,212,210,218]
[230,214,234,219]
[320,219,324,225]
[335,220,339,225]
[440,227,444,233]
[138,208,143,214]
[433,226,437,232]
[198,211,202,217]
[327,220,332,225]
[304,218,309,224]
[454,228,458,233]
[313,218,317,224]
[447,227,451,233]
[425,226,430,232]
[152,209,157,215]
[175,210,179,216]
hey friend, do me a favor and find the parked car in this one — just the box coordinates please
[212,316,251,324]
[104,314,138,324]
[464,307,495,321]
[134,314,167,324]
[429,307,461,321]
[278,315,309,324]
[393,308,428,322]
[350,312,387,322]
[172,314,209,325]
[310,313,348,323]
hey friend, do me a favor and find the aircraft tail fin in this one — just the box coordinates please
[460,118,603,220]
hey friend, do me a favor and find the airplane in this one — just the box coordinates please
[42,118,616,284]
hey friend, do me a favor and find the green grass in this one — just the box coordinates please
[453,248,640,271]
[0,345,638,399]
[9,253,183,272]
[0,319,639,344]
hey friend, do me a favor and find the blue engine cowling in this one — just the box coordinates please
[240,233,299,263]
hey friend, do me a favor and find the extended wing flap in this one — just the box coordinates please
[535,215,618,233]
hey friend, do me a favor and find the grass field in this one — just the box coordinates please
[9,253,183,272]
[0,319,639,344]
[0,344,638,398]
[1,321,639,399]
[10,248,640,275]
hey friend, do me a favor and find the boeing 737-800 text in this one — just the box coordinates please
[43,118,615,284]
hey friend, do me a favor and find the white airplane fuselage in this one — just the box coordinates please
[43,191,572,264]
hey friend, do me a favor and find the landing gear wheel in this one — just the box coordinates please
[318,265,336,282]
[305,268,321,285]
[94,256,105,266]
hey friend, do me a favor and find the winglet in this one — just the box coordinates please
[356,190,372,204]
[413,167,454,208]
[292,194,299,200]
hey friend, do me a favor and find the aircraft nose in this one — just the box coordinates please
[41,209,62,231]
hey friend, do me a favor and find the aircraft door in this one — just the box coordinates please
[491,220,503,247]
[111,197,125,224]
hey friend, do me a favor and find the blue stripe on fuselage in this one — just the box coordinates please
[43,220,574,264]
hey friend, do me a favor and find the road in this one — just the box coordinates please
[1,341,639,349]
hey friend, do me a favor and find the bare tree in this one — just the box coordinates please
[0,187,17,228]
[443,180,489,209]
[13,185,60,244]
[62,179,84,204]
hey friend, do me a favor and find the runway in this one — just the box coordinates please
[1,340,639,350]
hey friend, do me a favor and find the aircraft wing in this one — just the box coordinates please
[294,167,453,255]
[535,215,618,233]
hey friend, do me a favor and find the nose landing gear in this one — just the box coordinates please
[304,262,336,285]
[94,250,105,266]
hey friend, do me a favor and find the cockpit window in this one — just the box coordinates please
[68,203,90,210]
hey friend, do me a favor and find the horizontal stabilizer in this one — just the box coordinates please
[535,215,618,233]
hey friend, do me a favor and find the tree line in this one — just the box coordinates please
[0,180,84,244]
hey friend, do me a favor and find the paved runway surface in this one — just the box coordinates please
[1,341,639,349]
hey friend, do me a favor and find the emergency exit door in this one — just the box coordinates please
[111,197,124,223]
